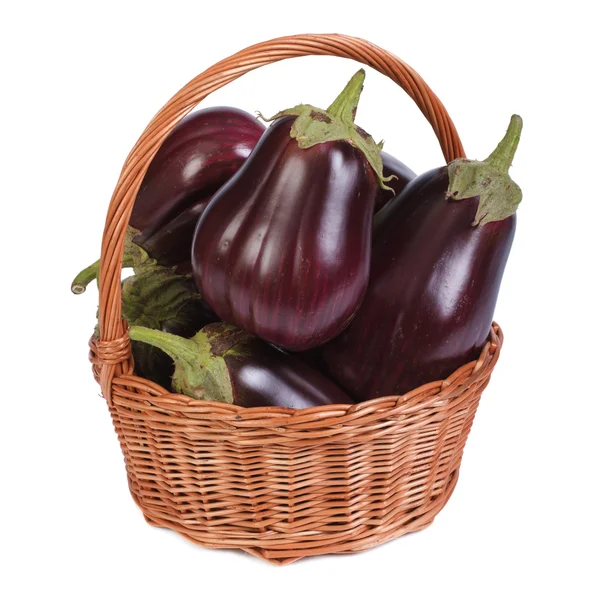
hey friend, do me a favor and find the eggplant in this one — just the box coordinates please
[71,232,219,391]
[375,151,416,214]
[131,106,265,271]
[192,70,390,351]
[121,266,218,389]
[320,116,523,400]
[128,322,352,408]
[71,107,265,294]
[72,226,218,388]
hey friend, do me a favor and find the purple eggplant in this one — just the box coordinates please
[128,322,352,408]
[131,106,265,271]
[192,70,391,351]
[83,262,217,390]
[122,265,217,389]
[375,151,416,213]
[71,107,265,294]
[72,226,218,389]
[320,116,523,400]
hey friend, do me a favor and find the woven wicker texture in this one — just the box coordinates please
[91,33,502,565]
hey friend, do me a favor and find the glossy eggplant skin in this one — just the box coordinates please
[321,166,516,400]
[192,116,379,352]
[374,151,416,214]
[222,336,352,409]
[131,107,265,270]
[135,198,210,272]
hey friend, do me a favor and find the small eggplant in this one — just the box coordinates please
[71,228,218,388]
[131,106,265,271]
[70,227,213,324]
[121,266,218,389]
[83,263,216,389]
[128,322,352,408]
[374,151,416,214]
[321,116,523,399]
[192,70,391,351]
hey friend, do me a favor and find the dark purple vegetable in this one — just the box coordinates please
[374,151,416,213]
[131,106,265,271]
[320,116,523,400]
[71,228,218,388]
[128,322,352,408]
[121,266,217,389]
[71,107,265,294]
[192,70,390,351]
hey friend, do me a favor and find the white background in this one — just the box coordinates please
[2,1,599,598]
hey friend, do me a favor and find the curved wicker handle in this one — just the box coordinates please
[95,33,465,397]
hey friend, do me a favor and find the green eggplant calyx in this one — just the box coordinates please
[128,325,235,404]
[71,226,155,294]
[447,115,523,227]
[258,69,393,191]
[121,265,201,330]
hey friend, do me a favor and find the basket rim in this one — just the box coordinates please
[93,323,502,423]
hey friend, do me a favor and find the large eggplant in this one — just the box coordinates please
[192,70,390,351]
[129,322,352,408]
[321,116,523,400]
[375,151,416,213]
[131,106,265,271]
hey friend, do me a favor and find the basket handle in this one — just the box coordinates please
[94,33,465,399]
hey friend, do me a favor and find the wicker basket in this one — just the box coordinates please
[90,33,504,565]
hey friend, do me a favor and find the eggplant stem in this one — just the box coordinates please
[447,114,523,226]
[485,115,523,172]
[71,259,101,294]
[70,226,154,295]
[128,325,197,363]
[326,69,366,123]
[71,255,140,294]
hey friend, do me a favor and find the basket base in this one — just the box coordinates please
[127,468,460,565]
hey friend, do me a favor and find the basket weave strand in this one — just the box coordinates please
[89,34,502,565]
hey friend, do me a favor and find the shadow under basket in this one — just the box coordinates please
[89,34,504,565]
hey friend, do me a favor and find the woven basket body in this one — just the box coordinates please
[91,34,503,565]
